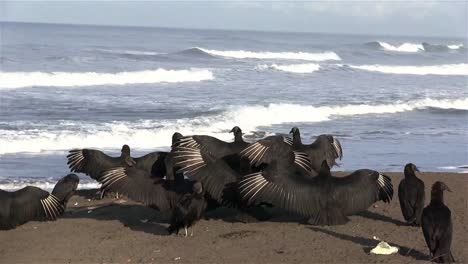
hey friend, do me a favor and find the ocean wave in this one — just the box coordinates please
[423,42,466,52]
[197,47,341,61]
[447,44,464,50]
[377,41,423,52]
[349,63,468,76]
[94,48,160,56]
[0,180,101,191]
[0,69,214,89]
[0,98,466,155]
[437,165,468,174]
[172,47,215,58]
[367,41,465,53]
[255,63,320,73]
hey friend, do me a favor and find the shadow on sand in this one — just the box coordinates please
[65,203,170,236]
[307,226,428,261]
[357,211,407,226]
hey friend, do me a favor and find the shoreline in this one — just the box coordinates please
[1,172,466,263]
[1,170,468,192]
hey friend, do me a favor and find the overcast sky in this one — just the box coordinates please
[1,1,467,37]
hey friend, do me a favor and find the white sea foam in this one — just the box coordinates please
[436,166,468,174]
[377,42,424,52]
[0,68,214,89]
[447,44,464,50]
[256,63,321,73]
[437,165,468,170]
[198,48,341,61]
[0,98,466,155]
[377,41,464,52]
[349,63,468,76]
[0,181,101,191]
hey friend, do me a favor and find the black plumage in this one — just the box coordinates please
[172,143,240,207]
[174,126,248,157]
[398,163,425,226]
[422,181,455,263]
[67,144,167,180]
[0,174,79,230]
[238,159,393,225]
[167,182,207,236]
[98,167,195,212]
[173,126,249,171]
[239,134,312,174]
[172,140,273,221]
[164,132,185,182]
[289,127,343,174]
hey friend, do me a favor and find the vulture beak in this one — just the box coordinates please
[443,183,452,192]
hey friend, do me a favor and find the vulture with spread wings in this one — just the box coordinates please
[239,128,342,176]
[172,126,249,172]
[0,174,79,230]
[289,127,343,174]
[67,144,168,181]
[238,138,392,225]
[98,166,195,212]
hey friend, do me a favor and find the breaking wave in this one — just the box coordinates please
[0,69,214,89]
[377,41,423,52]
[349,63,468,76]
[0,180,101,192]
[0,98,466,155]
[197,47,341,61]
[367,41,465,53]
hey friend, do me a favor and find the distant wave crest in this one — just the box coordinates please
[256,63,320,73]
[378,41,423,52]
[256,63,467,76]
[173,47,215,58]
[94,48,160,56]
[0,98,466,155]
[349,63,468,76]
[366,41,465,53]
[0,69,214,89]
[197,47,341,61]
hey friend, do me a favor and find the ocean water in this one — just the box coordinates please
[0,22,467,191]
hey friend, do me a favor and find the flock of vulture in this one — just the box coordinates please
[0,126,455,262]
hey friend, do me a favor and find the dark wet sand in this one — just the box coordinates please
[0,172,466,263]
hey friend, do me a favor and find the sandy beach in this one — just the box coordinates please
[1,172,466,264]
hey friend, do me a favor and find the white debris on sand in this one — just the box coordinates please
[370,241,399,255]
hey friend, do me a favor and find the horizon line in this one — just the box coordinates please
[1,20,465,40]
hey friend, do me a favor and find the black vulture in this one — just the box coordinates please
[164,132,185,182]
[67,144,168,181]
[0,174,79,230]
[172,142,275,221]
[172,144,240,207]
[238,159,393,226]
[289,127,343,174]
[398,163,425,226]
[239,134,312,174]
[98,167,194,212]
[422,181,455,263]
[167,181,207,237]
[173,126,249,172]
